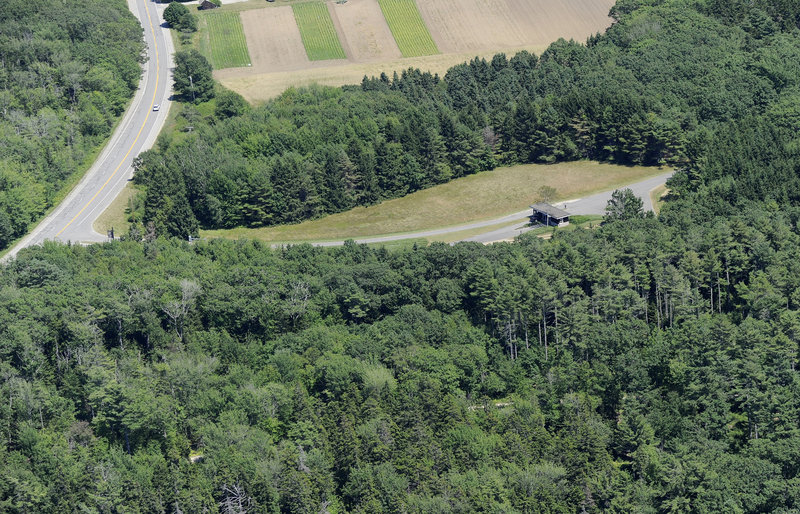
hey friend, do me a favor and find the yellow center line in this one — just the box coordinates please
[56,0,160,237]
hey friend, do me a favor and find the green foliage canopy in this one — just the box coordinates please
[138,0,800,237]
[173,50,215,103]
[0,0,144,251]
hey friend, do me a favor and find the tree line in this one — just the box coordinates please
[2,0,800,510]
[133,0,800,238]
[1,113,799,508]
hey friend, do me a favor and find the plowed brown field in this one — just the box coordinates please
[240,7,312,72]
[333,0,402,62]
[220,0,616,102]
[419,0,614,53]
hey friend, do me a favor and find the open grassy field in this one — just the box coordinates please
[201,161,665,243]
[202,11,251,69]
[292,2,347,61]
[377,0,439,57]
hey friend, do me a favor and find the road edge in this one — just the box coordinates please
[1,0,173,263]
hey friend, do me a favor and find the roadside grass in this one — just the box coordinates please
[162,97,217,145]
[94,98,219,239]
[202,11,251,69]
[292,3,346,60]
[377,0,438,57]
[93,183,142,236]
[650,183,670,215]
[366,238,427,251]
[0,86,139,259]
[429,218,531,244]
[201,161,665,244]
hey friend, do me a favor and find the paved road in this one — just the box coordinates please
[465,170,674,243]
[307,170,674,247]
[2,0,173,262]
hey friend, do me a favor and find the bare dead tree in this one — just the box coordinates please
[297,445,311,473]
[482,125,499,149]
[284,281,311,327]
[162,279,202,342]
[219,483,252,514]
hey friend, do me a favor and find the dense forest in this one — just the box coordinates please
[2,114,800,511]
[3,0,800,511]
[134,0,800,236]
[0,0,144,250]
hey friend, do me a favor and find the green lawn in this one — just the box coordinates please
[204,11,251,69]
[292,3,346,61]
[378,0,438,57]
[93,183,142,236]
[201,161,666,244]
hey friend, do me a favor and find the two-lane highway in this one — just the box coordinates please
[3,0,173,261]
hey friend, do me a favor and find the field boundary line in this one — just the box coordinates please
[327,1,355,61]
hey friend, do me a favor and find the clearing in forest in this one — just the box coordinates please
[203,11,251,69]
[292,2,347,61]
[377,0,439,57]
[201,161,664,243]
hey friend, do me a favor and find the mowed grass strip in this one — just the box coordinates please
[201,161,666,243]
[205,11,251,69]
[378,0,438,57]
[292,3,346,61]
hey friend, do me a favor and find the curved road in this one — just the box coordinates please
[2,0,670,256]
[464,170,673,243]
[308,170,674,247]
[3,0,173,262]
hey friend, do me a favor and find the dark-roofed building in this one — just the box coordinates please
[198,0,219,10]
[530,203,570,226]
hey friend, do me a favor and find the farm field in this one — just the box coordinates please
[332,0,401,62]
[202,11,251,69]
[217,0,615,103]
[292,2,347,61]
[201,161,664,243]
[418,0,615,54]
[239,7,312,72]
[377,0,439,57]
